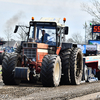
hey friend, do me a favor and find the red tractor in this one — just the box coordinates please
[2,17,83,86]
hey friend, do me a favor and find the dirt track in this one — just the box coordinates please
[0,76,100,100]
[1,65,100,100]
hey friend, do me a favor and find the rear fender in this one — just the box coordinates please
[61,43,77,51]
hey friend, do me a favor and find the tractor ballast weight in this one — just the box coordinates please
[2,17,83,86]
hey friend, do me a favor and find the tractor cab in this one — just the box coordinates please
[29,21,57,46]
[29,17,68,47]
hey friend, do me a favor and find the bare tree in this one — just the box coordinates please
[82,0,100,23]
[67,33,84,44]
[67,38,74,43]
[4,28,13,41]
[72,33,84,44]
[4,12,25,42]
[16,27,28,41]
[17,31,27,41]
[81,0,100,41]
[4,28,13,46]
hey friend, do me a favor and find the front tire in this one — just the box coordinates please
[70,48,83,85]
[2,53,21,85]
[40,55,61,87]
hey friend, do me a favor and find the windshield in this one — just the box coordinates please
[29,25,56,46]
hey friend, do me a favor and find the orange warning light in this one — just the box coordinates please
[32,17,34,21]
[63,17,66,23]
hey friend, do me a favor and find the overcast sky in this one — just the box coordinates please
[0,0,93,41]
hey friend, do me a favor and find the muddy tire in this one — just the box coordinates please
[2,53,21,85]
[40,55,61,87]
[15,45,22,54]
[70,48,83,85]
[60,49,72,85]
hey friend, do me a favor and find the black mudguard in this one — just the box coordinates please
[61,43,77,51]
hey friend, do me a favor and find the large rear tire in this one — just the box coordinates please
[2,53,21,85]
[60,49,71,84]
[40,55,61,87]
[70,48,83,85]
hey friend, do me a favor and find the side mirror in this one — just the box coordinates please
[64,26,69,35]
[14,25,19,33]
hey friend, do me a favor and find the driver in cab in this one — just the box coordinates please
[41,30,50,43]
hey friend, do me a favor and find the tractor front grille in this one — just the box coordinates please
[24,48,36,60]
[22,42,37,61]
[23,42,37,48]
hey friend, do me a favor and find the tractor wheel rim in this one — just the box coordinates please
[76,53,81,77]
[27,68,30,81]
[54,62,60,81]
